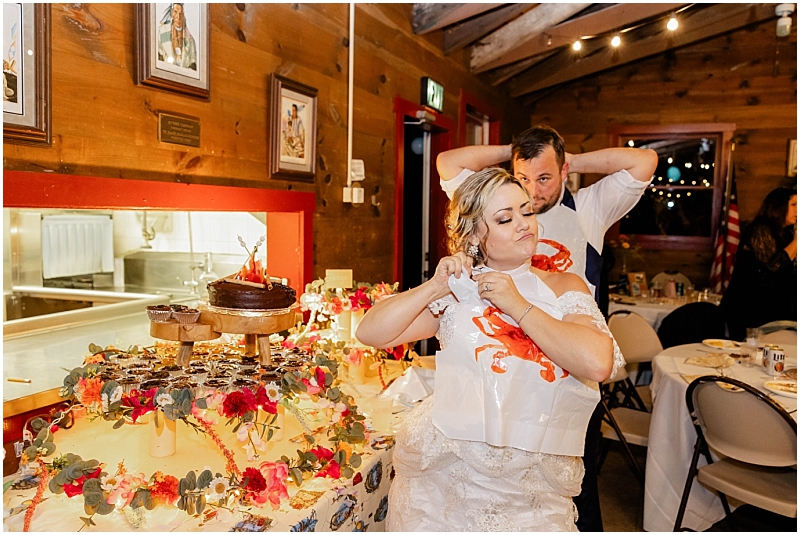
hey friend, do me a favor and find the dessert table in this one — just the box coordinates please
[643,343,797,532]
[3,376,400,532]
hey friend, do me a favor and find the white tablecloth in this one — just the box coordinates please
[608,298,684,331]
[643,343,797,532]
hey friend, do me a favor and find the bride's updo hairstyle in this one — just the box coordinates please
[446,167,534,265]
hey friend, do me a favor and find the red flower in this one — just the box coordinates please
[353,472,363,485]
[390,344,405,360]
[63,466,103,498]
[241,467,267,493]
[329,297,344,315]
[149,472,180,505]
[122,388,157,423]
[222,391,255,418]
[315,460,341,479]
[348,288,372,311]
[309,446,334,461]
[315,367,327,389]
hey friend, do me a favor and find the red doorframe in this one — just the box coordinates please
[458,89,502,147]
[393,96,457,286]
[2,171,315,294]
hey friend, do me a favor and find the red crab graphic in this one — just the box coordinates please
[472,306,568,382]
[531,239,573,273]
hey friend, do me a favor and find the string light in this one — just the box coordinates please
[627,140,634,147]
[572,40,582,51]
[667,157,673,164]
[667,15,679,31]
[611,34,621,47]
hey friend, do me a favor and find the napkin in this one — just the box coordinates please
[382,366,435,403]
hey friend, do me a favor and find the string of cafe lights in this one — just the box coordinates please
[569,5,692,52]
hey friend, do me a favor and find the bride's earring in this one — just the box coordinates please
[467,243,480,258]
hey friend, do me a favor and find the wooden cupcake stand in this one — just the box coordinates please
[149,304,300,366]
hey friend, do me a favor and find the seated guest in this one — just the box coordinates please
[721,187,797,340]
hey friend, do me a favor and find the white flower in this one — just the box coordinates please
[155,393,173,408]
[265,383,282,403]
[101,393,109,413]
[243,443,257,461]
[207,477,230,501]
[236,422,253,442]
[101,474,122,492]
[109,386,123,404]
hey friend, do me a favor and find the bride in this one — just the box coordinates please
[356,168,623,531]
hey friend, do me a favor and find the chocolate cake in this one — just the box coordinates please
[207,279,296,310]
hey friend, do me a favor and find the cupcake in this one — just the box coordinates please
[203,378,230,393]
[186,366,209,383]
[169,304,188,312]
[146,304,173,323]
[160,364,185,376]
[236,368,261,380]
[239,356,260,370]
[139,378,170,391]
[173,308,201,324]
[117,376,140,394]
[260,371,283,384]
[232,378,258,391]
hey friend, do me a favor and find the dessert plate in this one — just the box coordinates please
[702,339,740,350]
[763,380,797,398]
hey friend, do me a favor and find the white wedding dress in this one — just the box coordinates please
[387,284,624,532]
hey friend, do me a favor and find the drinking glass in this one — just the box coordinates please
[742,327,762,367]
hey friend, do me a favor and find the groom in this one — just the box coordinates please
[436,126,657,531]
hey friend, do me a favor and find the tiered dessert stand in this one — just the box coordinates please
[149,304,300,366]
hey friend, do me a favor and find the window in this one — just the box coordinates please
[609,124,735,251]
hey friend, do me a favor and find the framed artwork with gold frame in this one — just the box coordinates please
[269,73,318,182]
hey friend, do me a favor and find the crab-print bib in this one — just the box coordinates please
[431,265,600,456]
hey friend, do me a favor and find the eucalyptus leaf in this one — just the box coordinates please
[83,478,102,493]
[42,442,56,456]
[83,503,96,516]
[130,491,144,509]
[185,470,197,490]
[303,435,315,445]
[83,490,104,507]
[195,397,208,410]
[181,399,193,415]
[290,468,304,486]
[24,445,38,459]
[341,466,354,479]
[178,478,189,497]
[196,494,206,514]
[30,418,48,432]
[96,500,115,515]
[186,496,196,515]
[163,405,180,421]
[197,469,213,489]
[48,478,64,494]
[143,491,155,510]
[349,454,362,468]
[176,496,186,511]
[113,418,126,430]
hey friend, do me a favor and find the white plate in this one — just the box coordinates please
[763,380,797,398]
[702,339,740,350]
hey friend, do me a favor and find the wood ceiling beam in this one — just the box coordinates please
[478,3,688,73]
[510,3,777,98]
[443,3,534,56]
[487,53,555,87]
[412,3,504,35]
[470,2,591,73]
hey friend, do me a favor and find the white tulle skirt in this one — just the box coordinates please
[387,397,583,532]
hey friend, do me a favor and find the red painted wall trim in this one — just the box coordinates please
[2,171,315,291]
[458,89,502,147]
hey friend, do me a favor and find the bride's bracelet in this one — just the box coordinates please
[516,303,534,325]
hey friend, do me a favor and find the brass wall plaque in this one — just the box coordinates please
[158,113,201,147]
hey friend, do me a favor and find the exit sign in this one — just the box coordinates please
[421,77,444,113]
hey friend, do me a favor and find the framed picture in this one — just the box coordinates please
[269,74,318,182]
[136,3,210,99]
[3,3,50,144]
[627,271,648,298]
[788,139,796,177]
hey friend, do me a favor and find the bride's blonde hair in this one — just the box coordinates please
[446,168,534,265]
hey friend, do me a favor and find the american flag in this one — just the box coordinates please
[709,168,739,293]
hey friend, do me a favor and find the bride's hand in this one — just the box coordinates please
[430,252,473,297]
[472,271,528,320]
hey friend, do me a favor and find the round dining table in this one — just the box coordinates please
[643,342,797,532]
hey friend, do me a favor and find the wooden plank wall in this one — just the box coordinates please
[3,4,529,284]
[528,18,797,288]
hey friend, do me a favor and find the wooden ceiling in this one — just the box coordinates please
[411,3,781,105]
